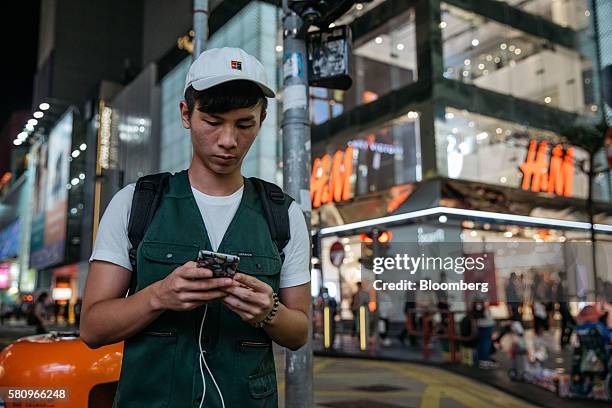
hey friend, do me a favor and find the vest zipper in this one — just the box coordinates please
[241,340,270,348]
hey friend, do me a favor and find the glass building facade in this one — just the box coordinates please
[310,0,612,317]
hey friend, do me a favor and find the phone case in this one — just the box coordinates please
[196,250,240,278]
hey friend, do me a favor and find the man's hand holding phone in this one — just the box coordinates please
[221,273,275,325]
[150,261,234,312]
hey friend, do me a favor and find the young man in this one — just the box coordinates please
[81,47,311,407]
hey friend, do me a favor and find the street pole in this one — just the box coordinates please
[193,0,208,59]
[282,1,313,407]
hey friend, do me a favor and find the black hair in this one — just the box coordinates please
[184,79,268,119]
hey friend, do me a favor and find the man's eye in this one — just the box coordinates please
[204,120,221,126]
[237,124,255,130]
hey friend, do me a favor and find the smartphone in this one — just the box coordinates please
[196,249,240,278]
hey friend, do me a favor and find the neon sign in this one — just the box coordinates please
[519,140,574,197]
[311,146,354,208]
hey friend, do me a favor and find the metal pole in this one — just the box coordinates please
[193,0,208,59]
[282,1,313,407]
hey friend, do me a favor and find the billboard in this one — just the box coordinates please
[30,111,72,269]
[0,219,21,260]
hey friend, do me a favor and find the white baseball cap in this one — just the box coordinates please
[184,47,275,98]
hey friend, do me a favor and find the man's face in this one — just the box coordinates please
[180,100,265,175]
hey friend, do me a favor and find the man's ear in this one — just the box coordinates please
[180,100,191,129]
[260,109,267,125]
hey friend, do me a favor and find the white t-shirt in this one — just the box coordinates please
[89,183,311,288]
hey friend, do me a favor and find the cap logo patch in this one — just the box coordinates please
[231,60,242,70]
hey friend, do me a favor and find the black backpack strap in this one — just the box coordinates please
[249,177,292,261]
[127,172,171,293]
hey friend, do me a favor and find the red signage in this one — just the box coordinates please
[519,140,574,197]
[311,146,354,208]
[329,241,345,267]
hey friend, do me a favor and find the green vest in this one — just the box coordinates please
[113,170,287,408]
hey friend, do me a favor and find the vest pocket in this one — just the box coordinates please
[141,241,199,265]
[115,332,178,407]
[248,370,277,399]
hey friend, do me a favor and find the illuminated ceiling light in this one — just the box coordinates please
[483,70,489,75]
[452,127,458,134]
[500,176,508,183]
[407,111,419,119]
[18,131,27,139]
[25,124,34,132]
[478,63,485,70]
[500,43,507,50]
[544,96,552,104]
[374,36,383,44]
[471,39,480,47]
[71,150,80,158]
[79,143,87,151]
[396,43,405,51]
[468,121,475,128]
[464,59,471,66]
[445,112,454,119]
[470,230,478,237]
[486,55,492,61]
[494,56,501,63]
[70,178,79,186]
[496,128,503,134]
[585,10,590,17]
[514,48,521,55]
[39,102,50,111]
[355,3,363,10]
[328,23,336,28]
[438,215,448,223]
[476,132,488,141]
[509,45,516,52]
[79,173,85,180]
[33,111,44,119]
[439,21,447,29]
[27,119,38,126]
[591,105,598,112]
[275,45,283,52]
[13,139,22,146]
[505,129,512,136]
[462,71,469,77]
[504,231,513,238]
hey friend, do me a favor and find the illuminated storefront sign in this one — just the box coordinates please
[311,146,355,208]
[519,140,574,197]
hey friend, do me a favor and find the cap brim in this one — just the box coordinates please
[186,74,275,98]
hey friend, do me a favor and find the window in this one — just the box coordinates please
[313,112,421,199]
[310,9,417,124]
[499,0,590,31]
[434,107,607,200]
[442,3,596,115]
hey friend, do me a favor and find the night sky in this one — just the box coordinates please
[0,1,40,129]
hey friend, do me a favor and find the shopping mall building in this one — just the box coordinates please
[309,0,612,321]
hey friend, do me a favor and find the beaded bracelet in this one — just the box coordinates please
[251,292,279,328]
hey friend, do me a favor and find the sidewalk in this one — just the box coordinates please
[276,356,536,408]
[313,332,609,408]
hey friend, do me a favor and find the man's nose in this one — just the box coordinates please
[217,124,238,149]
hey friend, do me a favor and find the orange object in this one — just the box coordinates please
[311,146,354,208]
[0,333,123,407]
[519,140,574,197]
